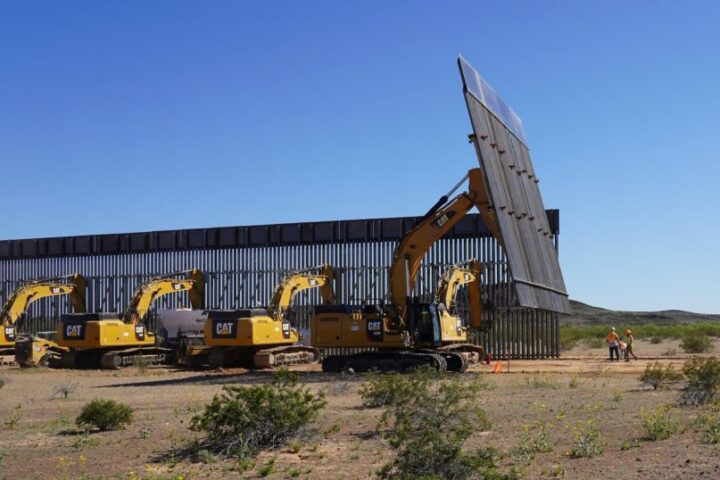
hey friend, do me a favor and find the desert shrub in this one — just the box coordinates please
[706,419,720,444]
[568,421,603,458]
[3,405,21,429]
[53,382,79,399]
[256,457,276,477]
[189,369,326,461]
[641,405,678,441]
[513,421,554,461]
[680,334,713,353]
[76,399,133,431]
[679,357,720,405]
[376,367,506,480]
[650,337,663,344]
[639,362,683,390]
[560,324,720,345]
[696,407,720,444]
[585,337,604,349]
[568,375,581,389]
[323,380,350,396]
[361,371,428,408]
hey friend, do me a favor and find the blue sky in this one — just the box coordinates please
[1,1,718,313]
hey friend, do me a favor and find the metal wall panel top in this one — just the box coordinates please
[0,212,559,261]
[458,56,570,314]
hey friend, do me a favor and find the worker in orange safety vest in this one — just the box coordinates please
[607,327,620,361]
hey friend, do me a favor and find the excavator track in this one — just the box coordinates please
[437,343,484,366]
[207,345,320,369]
[0,346,16,366]
[99,348,173,370]
[321,350,448,373]
[53,348,172,369]
[253,345,320,369]
[425,349,468,373]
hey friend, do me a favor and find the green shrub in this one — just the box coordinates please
[680,357,720,405]
[376,367,506,480]
[560,323,720,346]
[513,421,554,461]
[696,409,720,444]
[568,421,603,458]
[585,337,604,349]
[256,458,276,477]
[360,372,420,408]
[641,405,678,441]
[639,362,683,390]
[189,369,326,460]
[680,334,714,353]
[76,399,133,431]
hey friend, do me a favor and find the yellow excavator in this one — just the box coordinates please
[436,258,484,343]
[55,269,205,369]
[1,274,86,366]
[312,169,493,373]
[203,265,335,369]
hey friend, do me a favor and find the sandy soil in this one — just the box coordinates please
[0,340,718,479]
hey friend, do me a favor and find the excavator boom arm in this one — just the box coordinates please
[0,274,87,325]
[122,269,205,324]
[389,168,499,322]
[436,260,484,329]
[269,265,335,321]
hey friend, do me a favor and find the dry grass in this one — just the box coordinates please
[0,358,719,479]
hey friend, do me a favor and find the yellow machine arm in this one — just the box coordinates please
[268,264,335,322]
[389,168,499,322]
[121,269,205,324]
[436,259,484,329]
[1,274,87,325]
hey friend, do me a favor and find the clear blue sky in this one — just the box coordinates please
[1,1,718,313]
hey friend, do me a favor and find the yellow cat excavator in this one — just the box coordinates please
[55,269,205,369]
[0,274,86,366]
[203,264,335,369]
[312,169,492,373]
[436,258,484,343]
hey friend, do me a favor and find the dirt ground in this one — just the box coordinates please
[1,339,718,480]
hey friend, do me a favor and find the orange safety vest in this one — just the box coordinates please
[607,331,619,343]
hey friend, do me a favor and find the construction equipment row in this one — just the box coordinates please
[1,169,491,372]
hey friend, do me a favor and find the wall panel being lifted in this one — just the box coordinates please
[459,56,571,314]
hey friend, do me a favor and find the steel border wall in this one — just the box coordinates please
[0,212,561,359]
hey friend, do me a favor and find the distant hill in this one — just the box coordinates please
[562,300,720,326]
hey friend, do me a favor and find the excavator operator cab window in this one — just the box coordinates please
[409,303,441,346]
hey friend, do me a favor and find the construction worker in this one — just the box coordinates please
[625,329,638,361]
[607,327,620,361]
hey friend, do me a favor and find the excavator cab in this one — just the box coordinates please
[407,300,466,347]
[407,301,442,347]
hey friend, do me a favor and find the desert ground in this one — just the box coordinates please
[1,339,719,480]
